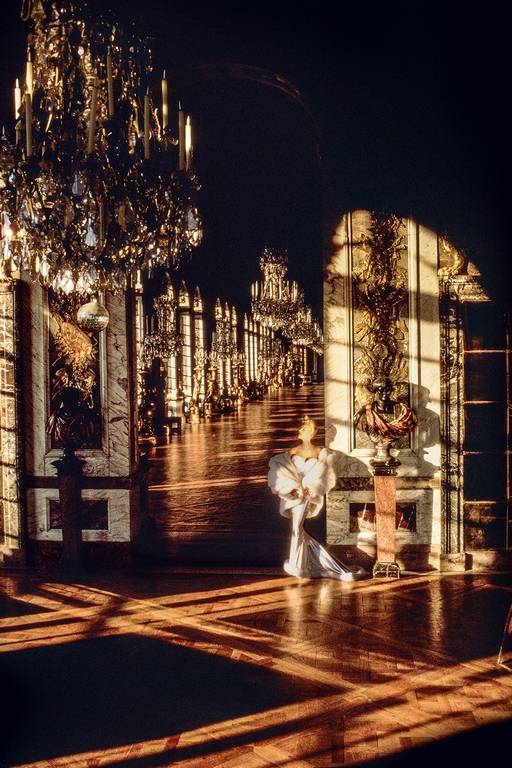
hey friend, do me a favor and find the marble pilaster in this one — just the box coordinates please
[439,274,489,558]
[0,280,23,562]
[324,212,442,569]
[21,279,140,550]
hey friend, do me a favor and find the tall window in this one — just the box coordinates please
[180,312,192,397]
[194,314,205,398]
[244,324,250,381]
[463,304,511,549]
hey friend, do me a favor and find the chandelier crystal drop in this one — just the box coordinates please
[0,0,202,295]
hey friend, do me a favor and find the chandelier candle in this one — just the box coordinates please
[161,71,168,130]
[14,79,21,143]
[178,103,185,170]
[87,77,98,155]
[144,88,150,160]
[24,91,32,157]
[106,49,114,117]
[185,116,192,170]
[25,49,33,95]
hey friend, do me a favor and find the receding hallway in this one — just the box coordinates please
[0,569,510,767]
[146,384,325,565]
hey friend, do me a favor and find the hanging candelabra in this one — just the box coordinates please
[211,300,237,360]
[0,0,202,295]
[251,247,304,330]
[140,285,182,367]
[286,307,324,354]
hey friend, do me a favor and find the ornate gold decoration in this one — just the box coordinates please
[352,212,409,409]
[48,290,101,447]
[49,307,96,402]
[438,236,468,277]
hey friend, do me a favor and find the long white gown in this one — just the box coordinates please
[268,448,365,581]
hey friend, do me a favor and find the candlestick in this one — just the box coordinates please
[106,49,114,117]
[25,92,32,157]
[185,115,192,169]
[144,88,150,160]
[178,102,185,170]
[161,70,168,130]
[87,78,98,155]
[26,50,33,96]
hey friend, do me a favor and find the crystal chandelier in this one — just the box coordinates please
[0,0,202,295]
[211,299,236,360]
[251,247,304,330]
[285,307,324,354]
[140,285,182,367]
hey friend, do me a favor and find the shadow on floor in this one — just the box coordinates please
[349,719,511,768]
[0,632,333,766]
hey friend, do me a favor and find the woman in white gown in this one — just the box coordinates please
[268,416,365,581]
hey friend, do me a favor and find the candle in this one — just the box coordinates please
[25,92,33,157]
[106,49,114,116]
[99,201,104,243]
[144,88,150,160]
[25,50,33,96]
[161,70,168,130]
[185,115,192,169]
[178,102,185,170]
[87,77,98,155]
[14,79,22,143]
[14,78,21,119]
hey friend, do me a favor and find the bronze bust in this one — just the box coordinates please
[354,376,417,467]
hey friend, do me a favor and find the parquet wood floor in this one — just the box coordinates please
[0,570,510,768]
[146,385,326,565]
